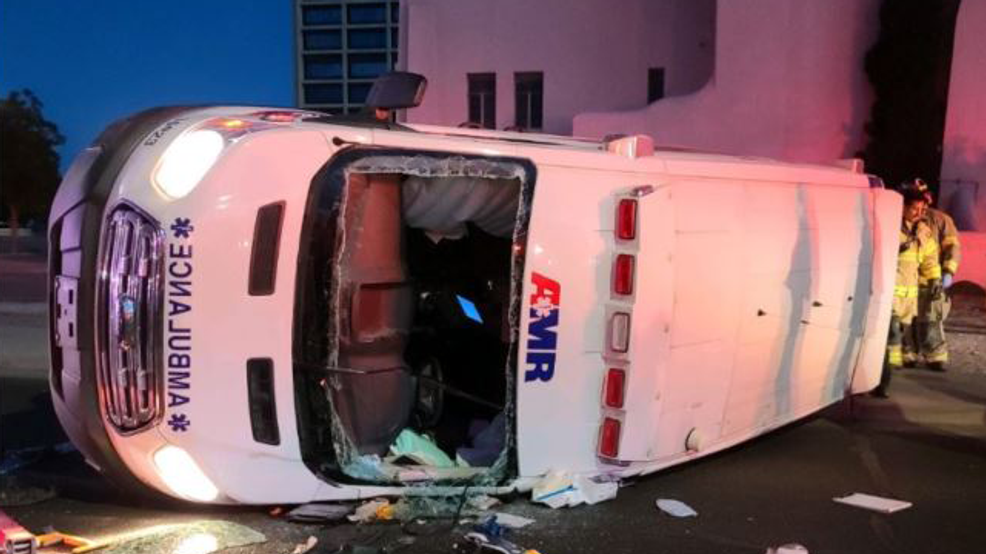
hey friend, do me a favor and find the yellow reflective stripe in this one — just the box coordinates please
[923,266,942,280]
[941,236,959,247]
[894,285,919,297]
[887,348,903,366]
[898,252,918,262]
[944,260,959,273]
[926,351,948,363]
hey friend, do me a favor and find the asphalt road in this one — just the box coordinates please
[1,370,984,554]
[2,252,985,554]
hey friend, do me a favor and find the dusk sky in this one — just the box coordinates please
[0,1,294,172]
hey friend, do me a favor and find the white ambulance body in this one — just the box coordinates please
[47,105,899,504]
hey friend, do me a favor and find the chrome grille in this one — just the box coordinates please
[97,206,164,432]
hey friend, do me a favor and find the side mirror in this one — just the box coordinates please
[365,72,428,110]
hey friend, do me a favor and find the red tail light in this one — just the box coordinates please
[604,368,626,408]
[614,254,635,295]
[617,199,637,240]
[599,417,622,458]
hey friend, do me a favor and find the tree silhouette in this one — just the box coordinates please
[1,89,64,250]
[861,0,961,191]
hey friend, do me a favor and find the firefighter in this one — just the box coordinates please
[902,178,960,371]
[873,188,941,397]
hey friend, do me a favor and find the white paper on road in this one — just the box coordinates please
[493,513,536,529]
[833,492,912,513]
[531,470,619,508]
[655,498,698,518]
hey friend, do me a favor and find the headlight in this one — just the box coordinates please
[153,130,225,199]
[152,445,219,502]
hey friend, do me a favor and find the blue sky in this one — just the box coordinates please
[0,1,294,172]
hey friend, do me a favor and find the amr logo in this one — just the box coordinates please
[524,272,561,382]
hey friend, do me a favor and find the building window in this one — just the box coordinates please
[305,83,343,105]
[648,67,665,103]
[296,0,399,112]
[514,72,543,130]
[302,6,341,25]
[348,28,388,49]
[468,73,496,129]
[348,3,387,24]
[304,54,343,79]
[348,82,373,104]
[303,30,341,51]
[348,53,388,78]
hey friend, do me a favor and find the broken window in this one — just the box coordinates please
[294,152,533,486]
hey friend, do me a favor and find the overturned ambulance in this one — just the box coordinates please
[48,76,901,504]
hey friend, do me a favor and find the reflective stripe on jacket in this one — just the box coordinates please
[925,207,960,277]
[894,219,940,323]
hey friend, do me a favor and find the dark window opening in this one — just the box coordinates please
[348,3,387,24]
[349,53,388,78]
[304,54,343,79]
[348,82,373,104]
[302,6,341,25]
[468,73,496,129]
[304,83,343,105]
[303,30,342,51]
[514,72,543,130]
[348,28,388,50]
[648,67,666,103]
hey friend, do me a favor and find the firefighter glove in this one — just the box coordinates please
[943,273,954,289]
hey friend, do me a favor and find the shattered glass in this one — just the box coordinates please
[347,155,526,182]
[316,152,533,487]
[94,520,265,554]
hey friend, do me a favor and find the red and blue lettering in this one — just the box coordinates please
[524,272,561,382]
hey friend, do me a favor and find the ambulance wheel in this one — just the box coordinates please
[413,356,445,429]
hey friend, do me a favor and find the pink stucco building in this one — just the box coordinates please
[574,0,880,164]
[402,0,715,135]
[940,1,986,287]
[941,0,986,232]
[402,0,880,165]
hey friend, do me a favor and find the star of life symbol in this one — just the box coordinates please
[532,295,556,318]
[168,413,190,432]
[170,218,194,239]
